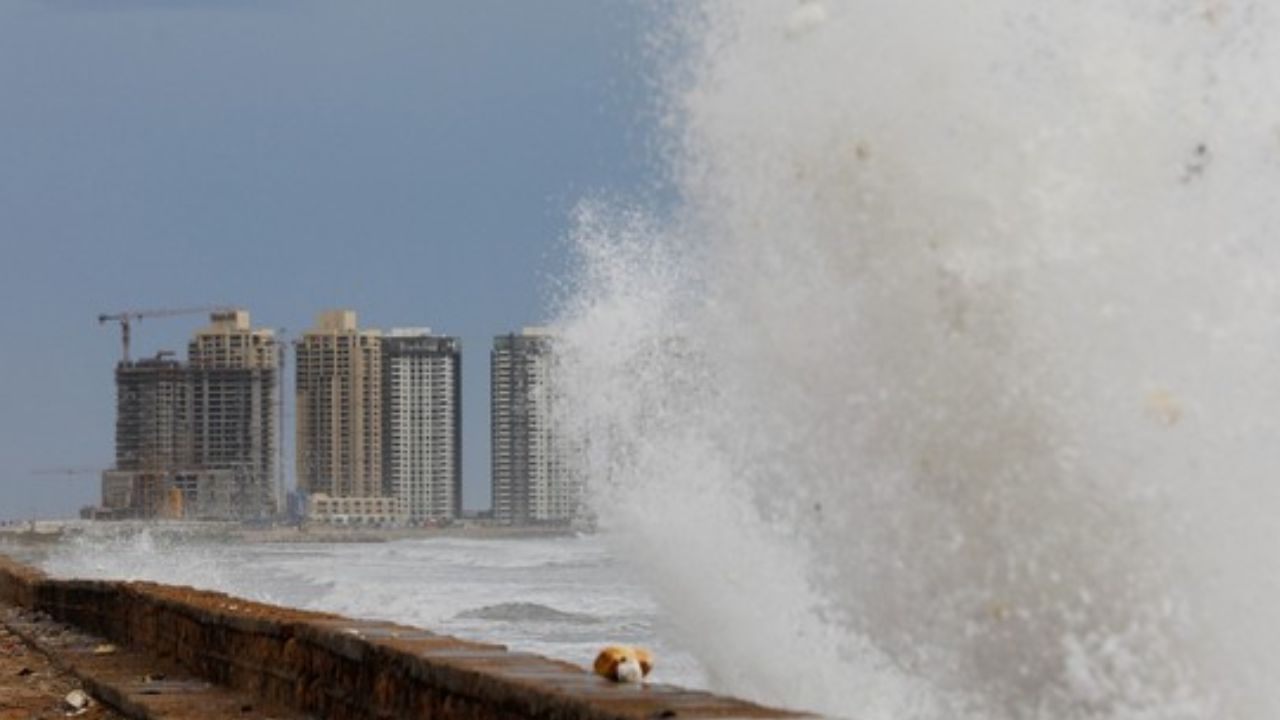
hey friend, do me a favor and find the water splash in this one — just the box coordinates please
[41,524,240,590]
[554,2,1280,718]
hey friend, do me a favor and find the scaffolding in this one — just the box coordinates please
[100,311,280,521]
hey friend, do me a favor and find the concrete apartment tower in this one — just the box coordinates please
[490,327,579,524]
[295,310,383,500]
[381,329,462,524]
[187,310,279,518]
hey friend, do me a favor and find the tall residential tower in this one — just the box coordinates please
[490,328,579,524]
[187,310,279,517]
[294,310,384,500]
[382,329,461,524]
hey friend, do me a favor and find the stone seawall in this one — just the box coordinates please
[0,554,806,719]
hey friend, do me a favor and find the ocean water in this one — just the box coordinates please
[23,524,707,689]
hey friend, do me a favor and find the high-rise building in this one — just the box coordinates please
[105,355,195,518]
[113,355,194,473]
[382,329,461,524]
[295,310,384,500]
[490,328,579,524]
[102,310,280,520]
[187,310,279,518]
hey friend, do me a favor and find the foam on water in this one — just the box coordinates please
[34,525,707,686]
[554,2,1280,718]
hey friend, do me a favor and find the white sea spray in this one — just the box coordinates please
[554,2,1280,717]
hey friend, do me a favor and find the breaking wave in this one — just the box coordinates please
[554,2,1280,718]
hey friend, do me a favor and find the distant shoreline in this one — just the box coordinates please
[0,519,584,545]
[231,523,582,544]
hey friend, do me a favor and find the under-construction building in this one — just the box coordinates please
[491,328,581,525]
[104,355,196,518]
[113,355,194,473]
[100,311,279,520]
[187,310,279,517]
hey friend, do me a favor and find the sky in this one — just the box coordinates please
[0,0,663,520]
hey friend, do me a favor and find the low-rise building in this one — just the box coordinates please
[307,493,407,526]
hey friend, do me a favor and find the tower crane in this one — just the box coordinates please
[30,466,105,478]
[97,306,236,363]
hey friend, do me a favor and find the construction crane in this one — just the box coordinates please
[97,306,235,363]
[31,466,104,477]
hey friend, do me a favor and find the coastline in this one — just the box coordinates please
[0,519,582,546]
[0,552,808,719]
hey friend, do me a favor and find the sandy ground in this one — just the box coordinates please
[0,621,122,720]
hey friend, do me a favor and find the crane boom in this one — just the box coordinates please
[97,305,236,363]
[31,466,104,477]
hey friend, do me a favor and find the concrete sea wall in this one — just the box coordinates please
[0,554,804,719]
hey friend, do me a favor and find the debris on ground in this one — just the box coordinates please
[0,617,122,720]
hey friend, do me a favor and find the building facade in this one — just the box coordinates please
[106,356,194,519]
[188,310,279,518]
[307,493,407,526]
[490,328,579,524]
[113,356,194,473]
[103,310,280,520]
[295,310,384,500]
[382,329,462,524]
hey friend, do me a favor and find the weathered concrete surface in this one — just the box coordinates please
[0,554,809,719]
[0,613,124,720]
[2,605,304,720]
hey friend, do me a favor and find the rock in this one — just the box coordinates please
[63,689,90,710]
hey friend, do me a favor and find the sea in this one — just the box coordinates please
[9,1,1280,717]
[1,523,707,690]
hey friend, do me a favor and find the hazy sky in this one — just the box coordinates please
[0,0,662,520]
